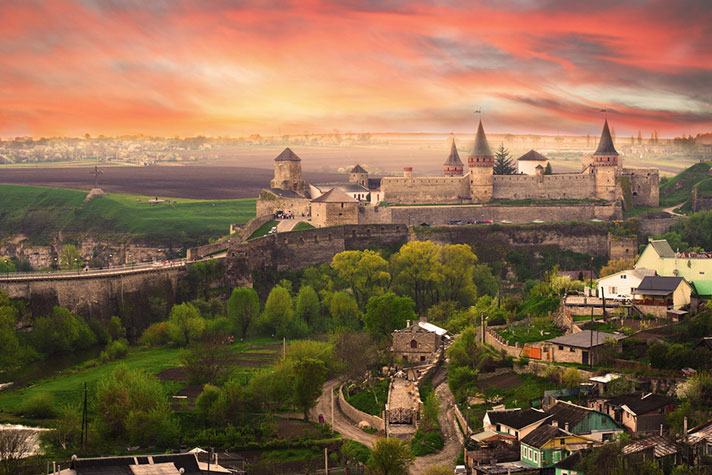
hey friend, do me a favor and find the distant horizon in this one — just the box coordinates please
[1,1,710,138]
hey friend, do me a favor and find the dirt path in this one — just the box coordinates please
[663,204,685,217]
[311,378,379,449]
[277,219,302,232]
[410,367,463,475]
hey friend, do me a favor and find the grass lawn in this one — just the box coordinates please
[659,162,711,206]
[0,184,256,245]
[344,379,389,416]
[0,337,279,419]
[497,321,563,344]
[293,221,315,231]
[248,220,278,240]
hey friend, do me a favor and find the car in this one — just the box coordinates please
[454,465,467,474]
[419,222,430,227]
[268,226,278,234]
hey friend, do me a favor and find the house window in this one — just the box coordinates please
[569,347,575,352]
[420,356,426,362]
[410,339,418,349]
[554,451,560,463]
[559,346,564,351]
[533,451,538,463]
[609,286,617,294]
[621,275,627,279]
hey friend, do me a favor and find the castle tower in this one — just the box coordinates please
[443,138,464,176]
[349,164,368,187]
[591,119,619,167]
[468,120,494,202]
[270,147,307,195]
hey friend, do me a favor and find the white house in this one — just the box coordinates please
[597,268,656,301]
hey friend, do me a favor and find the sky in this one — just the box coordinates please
[0,0,711,138]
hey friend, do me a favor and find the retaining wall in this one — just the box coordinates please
[338,384,385,431]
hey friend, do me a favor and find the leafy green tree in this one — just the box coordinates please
[562,367,582,388]
[167,302,205,346]
[0,258,16,274]
[227,287,260,338]
[367,437,415,475]
[330,291,361,329]
[291,357,327,420]
[95,365,179,447]
[439,244,477,305]
[363,293,416,340]
[59,244,83,270]
[390,241,444,315]
[493,144,515,175]
[472,264,498,297]
[32,306,96,355]
[331,250,390,310]
[295,285,321,328]
[259,285,293,335]
[180,338,232,385]
[0,305,21,368]
[331,329,376,380]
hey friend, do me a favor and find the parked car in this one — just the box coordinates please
[268,226,278,234]
[454,465,467,474]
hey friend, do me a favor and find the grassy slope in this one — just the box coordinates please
[248,220,278,240]
[659,162,711,206]
[0,184,256,244]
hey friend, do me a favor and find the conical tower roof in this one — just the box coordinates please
[443,138,464,166]
[274,147,301,161]
[472,120,494,157]
[593,119,618,156]
[350,164,367,174]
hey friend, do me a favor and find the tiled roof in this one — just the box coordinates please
[547,330,625,348]
[274,147,301,161]
[486,408,549,430]
[471,120,494,157]
[634,276,685,295]
[350,164,368,174]
[444,138,464,167]
[623,435,679,458]
[311,188,358,203]
[517,150,548,162]
[593,119,619,156]
[520,424,567,449]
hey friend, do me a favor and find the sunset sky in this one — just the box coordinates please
[1,0,710,138]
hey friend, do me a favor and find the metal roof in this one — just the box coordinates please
[444,138,464,167]
[471,120,494,157]
[418,320,448,336]
[593,119,619,156]
[647,240,675,258]
[485,408,549,430]
[634,276,685,294]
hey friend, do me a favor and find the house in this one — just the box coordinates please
[55,452,232,475]
[391,318,447,364]
[482,407,550,440]
[597,268,656,301]
[632,275,692,317]
[519,423,598,469]
[465,431,520,467]
[542,400,625,442]
[471,463,539,475]
[309,188,359,228]
[554,449,589,475]
[587,393,674,436]
[309,182,370,202]
[545,330,626,365]
[687,419,712,465]
[636,239,712,285]
[588,373,624,396]
[622,435,682,470]
[516,150,549,175]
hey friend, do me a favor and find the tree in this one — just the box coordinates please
[32,306,96,355]
[599,258,636,277]
[227,287,260,338]
[167,302,205,346]
[180,338,232,385]
[390,241,444,314]
[367,437,415,475]
[331,329,376,380]
[259,285,293,335]
[331,250,390,310]
[59,244,83,270]
[292,357,327,420]
[0,305,21,368]
[493,144,515,175]
[95,365,178,447]
[295,285,321,328]
[363,293,416,340]
[544,162,552,175]
[472,264,498,297]
[0,429,34,475]
[330,291,361,329]
[439,244,477,304]
[562,367,582,388]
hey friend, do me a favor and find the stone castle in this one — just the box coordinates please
[257,119,659,227]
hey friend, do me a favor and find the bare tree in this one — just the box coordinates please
[0,429,35,475]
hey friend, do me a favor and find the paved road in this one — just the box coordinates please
[410,367,463,475]
[277,218,302,232]
[311,378,379,449]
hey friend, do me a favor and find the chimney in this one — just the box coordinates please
[564,422,569,432]
[551,420,558,428]
[660,424,663,436]
[684,417,688,436]
[406,320,410,328]
[404,167,413,178]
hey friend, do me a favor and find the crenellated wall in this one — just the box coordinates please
[380,175,469,204]
[491,173,596,200]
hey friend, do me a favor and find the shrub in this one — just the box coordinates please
[21,392,56,418]
[32,306,96,355]
[139,322,171,347]
[99,338,129,363]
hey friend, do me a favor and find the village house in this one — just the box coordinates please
[391,318,448,364]
[309,188,359,228]
[482,407,550,440]
[516,150,549,175]
[545,330,626,365]
[554,449,589,475]
[632,275,692,317]
[622,434,682,471]
[636,239,712,287]
[687,419,712,465]
[519,423,599,469]
[542,400,624,442]
[55,452,233,475]
[587,393,675,436]
[465,431,520,468]
[597,268,656,301]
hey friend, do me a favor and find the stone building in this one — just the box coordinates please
[545,330,626,365]
[392,318,447,364]
[310,188,359,228]
[517,150,549,175]
[270,147,307,195]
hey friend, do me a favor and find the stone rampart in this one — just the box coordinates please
[491,173,596,201]
[380,175,469,204]
[484,328,522,358]
[638,215,680,236]
[338,384,385,431]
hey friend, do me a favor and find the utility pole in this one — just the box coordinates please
[324,447,328,474]
[283,337,286,359]
[81,382,88,451]
[330,388,334,427]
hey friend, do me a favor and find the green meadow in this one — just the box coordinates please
[0,184,256,245]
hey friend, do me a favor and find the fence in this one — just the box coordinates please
[337,384,385,431]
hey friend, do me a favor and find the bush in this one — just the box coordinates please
[32,306,96,355]
[99,338,129,363]
[21,392,56,418]
[139,321,171,347]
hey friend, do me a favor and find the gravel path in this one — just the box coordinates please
[410,367,463,475]
[311,378,379,449]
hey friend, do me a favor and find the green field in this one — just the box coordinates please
[659,162,711,206]
[293,221,315,231]
[0,184,256,245]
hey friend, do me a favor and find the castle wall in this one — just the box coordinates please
[622,168,660,207]
[491,173,596,200]
[256,192,311,218]
[380,175,469,204]
[469,168,493,202]
[608,235,638,260]
[594,167,619,201]
[311,201,359,227]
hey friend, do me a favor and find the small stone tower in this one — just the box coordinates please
[468,120,494,202]
[349,164,368,187]
[443,138,464,176]
[591,120,620,201]
[270,147,307,195]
